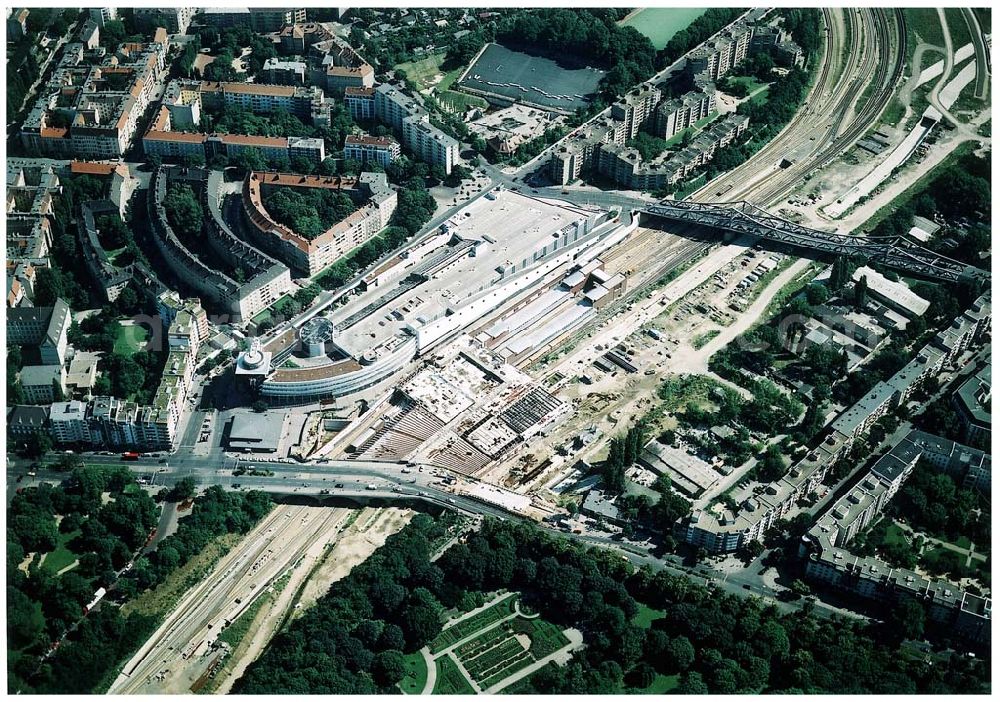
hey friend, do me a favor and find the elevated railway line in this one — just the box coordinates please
[643,200,988,283]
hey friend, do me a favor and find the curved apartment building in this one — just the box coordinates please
[148,166,293,323]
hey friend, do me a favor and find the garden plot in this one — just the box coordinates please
[421,592,579,694]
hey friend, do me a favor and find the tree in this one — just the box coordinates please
[664,634,695,673]
[8,585,46,647]
[790,579,811,596]
[756,445,787,483]
[854,275,869,308]
[371,650,406,687]
[169,477,197,502]
[888,596,925,642]
[626,661,657,689]
[163,184,204,238]
[829,256,849,290]
[738,539,765,563]
[678,670,709,694]
[804,283,830,306]
[24,431,54,458]
[232,148,269,173]
[11,505,58,552]
[251,400,268,413]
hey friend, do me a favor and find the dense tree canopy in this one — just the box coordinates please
[163,183,204,238]
[263,187,358,240]
[494,9,657,100]
[236,516,988,694]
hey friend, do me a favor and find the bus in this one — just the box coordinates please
[121,451,140,461]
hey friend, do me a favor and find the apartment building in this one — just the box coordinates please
[45,302,208,450]
[344,135,402,168]
[908,430,991,495]
[596,114,748,191]
[403,116,460,174]
[200,7,306,32]
[803,429,991,644]
[20,365,67,404]
[611,85,662,141]
[345,86,375,120]
[145,79,329,164]
[134,7,195,34]
[144,112,326,165]
[7,405,50,441]
[156,290,210,341]
[262,58,308,85]
[952,365,991,446]
[148,167,294,322]
[88,7,116,28]
[655,88,717,140]
[688,23,754,81]
[20,35,168,159]
[750,25,804,67]
[320,35,376,94]
[7,298,71,366]
[241,171,397,276]
[679,293,991,554]
[49,400,93,444]
[275,21,333,54]
[548,116,620,185]
[375,84,460,174]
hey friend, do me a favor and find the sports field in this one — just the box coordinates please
[114,322,149,355]
[458,43,605,112]
[619,8,706,50]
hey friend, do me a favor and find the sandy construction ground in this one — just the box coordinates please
[211,507,415,693]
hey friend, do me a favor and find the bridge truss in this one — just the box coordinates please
[645,200,988,284]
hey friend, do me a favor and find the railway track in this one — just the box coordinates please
[689,8,855,206]
[112,506,348,694]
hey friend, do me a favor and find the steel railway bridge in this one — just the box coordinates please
[644,200,989,284]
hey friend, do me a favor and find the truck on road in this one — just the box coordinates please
[366,483,377,490]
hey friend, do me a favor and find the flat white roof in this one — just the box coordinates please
[853,266,930,317]
[330,190,597,357]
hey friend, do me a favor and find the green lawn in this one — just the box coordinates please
[883,523,911,548]
[881,96,907,127]
[749,85,771,105]
[396,51,488,113]
[905,8,945,47]
[663,111,720,148]
[42,529,81,574]
[727,76,768,93]
[636,673,680,694]
[944,8,971,49]
[114,323,148,355]
[952,535,973,550]
[396,53,448,89]
[618,8,706,50]
[673,173,707,201]
[632,603,666,629]
[428,594,572,691]
[432,655,476,695]
[399,650,429,694]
